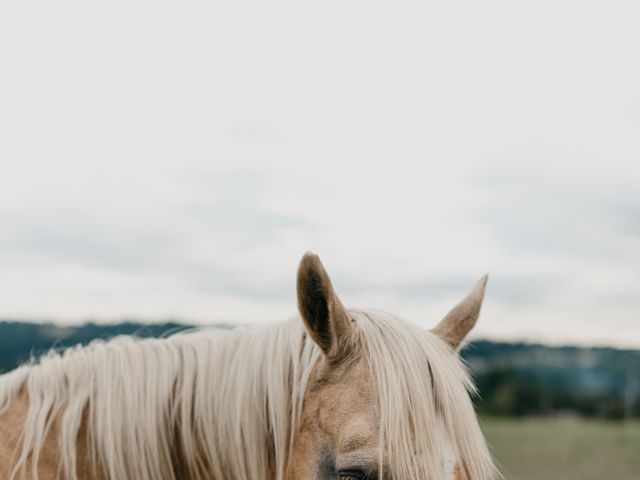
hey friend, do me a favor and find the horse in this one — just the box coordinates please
[0,253,497,480]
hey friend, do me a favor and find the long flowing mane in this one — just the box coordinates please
[0,311,495,480]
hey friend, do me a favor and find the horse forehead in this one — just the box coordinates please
[336,414,377,450]
[318,363,373,408]
[308,358,377,431]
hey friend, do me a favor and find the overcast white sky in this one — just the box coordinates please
[1,1,639,346]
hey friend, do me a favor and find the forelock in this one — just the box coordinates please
[351,310,497,480]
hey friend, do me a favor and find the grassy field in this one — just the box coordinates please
[481,417,640,479]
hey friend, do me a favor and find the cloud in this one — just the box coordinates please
[476,156,640,259]
[0,1,639,346]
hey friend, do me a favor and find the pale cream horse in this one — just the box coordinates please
[0,253,497,480]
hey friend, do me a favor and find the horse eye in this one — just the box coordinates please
[338,470,366,480]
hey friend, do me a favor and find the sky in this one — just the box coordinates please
[0,1,639,347]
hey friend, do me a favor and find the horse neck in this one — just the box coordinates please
[0,322,314,480]
[181,322,315,480]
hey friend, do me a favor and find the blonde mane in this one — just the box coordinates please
[354,311,495,480]
[0,311,496,480]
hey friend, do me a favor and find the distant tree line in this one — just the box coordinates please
[0,321,191,373]
[462,340,640,419]
[1,322,639,419]
[471,368,638,419]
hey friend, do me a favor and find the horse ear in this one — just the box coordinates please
[297,252,354,360]
[431,275,488,351]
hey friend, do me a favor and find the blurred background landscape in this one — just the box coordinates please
[1,1,639,478]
